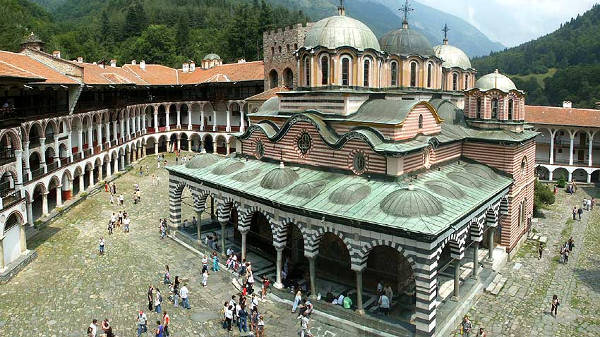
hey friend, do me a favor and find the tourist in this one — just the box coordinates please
[202,269,208,287]
[139,166,144,176]
[107,219,113,235]
[109,193,114,204]
[119,194,124,206]
[383,284,394,301]
[583,198,589,211]
[342,293,352,309]
[87,326,94,337]
[376,280,384,295]
[238,303,248,333]
[154,320,164,337]
[551,294,560,317]
[538,242,543,260]
[136,310,148,337]
[152,174,156,186]
[476,327,487,337]
[162,311,170,337]
[89,319,98,337]
[224,303,233,331]
[180,284,190,309]
[101,318,114,337]
[172,276,180,307]
[147,285,154,311]
[568,237,575,251]
[299,313,312,337]
[261,276,270,300]
[104,182,109,192]
[123,215,130,233]
[249,293,259,313]
[136,189,141,203]
[334,293,344,306]
[256,314,265,337]
[202,255,209,273]
[250,309,259,333]
[378,293,390,315]
[160,221,166,239]
[212,251,220,272]
[164,265,171,284]
[292,290,302,313]
[146,165,149,175]
[578,207,583,220]
[461,315,472,337]
[156,175,161,185]
[572,207,577,220]
[99,237,105,255]
[155,288,162,313]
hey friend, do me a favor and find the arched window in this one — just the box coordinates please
[427,63,433,88]
[508,99,514,120]
[491,98,499,119]
[278,46,282,53]
[341,57,350,86]
[464,74,469,89]
[418,114,423,129]
[363,59,370,87]
[304,56,310,86]
[321,56,329,85]
[390,62,398,86]
[410,62,417,87]
[476,97,482,119]
[452,73,458,91]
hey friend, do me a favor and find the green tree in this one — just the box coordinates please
[126,25,177,66]
[123,0,147,40]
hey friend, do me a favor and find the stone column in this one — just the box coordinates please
[213,141,217,154]
[588,132,594,167]
[488,228,495,260]
[23,141,31,180]
[120,119,125,141]
[120,153,125,169]
[307,255,317,298]
[142,114,147,133]
[569,133,574,166]
[20,223,27,253]
[15,150,23,190]
[354,268,365,314]
[471,242,480,280]
[112,121,118,141]
[166,111,171,131]
[26,201,33,226]
[275,246,284,289]
[105,122,111,145]
[240,229,248,261]
[53,135,60,167]
[66,133,73,162]
[200,110,205,131]
[452,259,461,301]
[42,192,49,215]
[56,185,62,207]
[226,142,231,155]
[0,238,4,270]
[153,112,158,131]
[113,157,118,174]
[414,261,438,337]
[39,137,47,173]
[88,169,93,188]
[240,110,245,132]
[187,139,192,152]
[550,130,555,164]
[188,109,192,130]
[87,127,93,152]
[177,109,181,129]
[196,210,203,244]
[220,221,227,256]
[226,110,231,132]
[213,111,217,131]
[96,124,103,151]
[79,174,84,193]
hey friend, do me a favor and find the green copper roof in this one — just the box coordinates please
[433,43,472,70]
[380,26,433,57]
[203,53,221,60]
[304,15,381,51]
[168,155,512,239]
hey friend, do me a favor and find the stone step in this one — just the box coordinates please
[485,273,503,293]
[490,277,507,296]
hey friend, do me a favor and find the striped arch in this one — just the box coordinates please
[356,239,416,271]
[499,196,509,216]
[169,180,187,228]
[436,227,469,261]
[469,216,485,242]
[236,206,278,244]
[276,217,310,250]
[191,189,210,212]
[308,226,354,261]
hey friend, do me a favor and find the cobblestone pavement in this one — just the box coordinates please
[0,154,350,337]
[451,186,600,336]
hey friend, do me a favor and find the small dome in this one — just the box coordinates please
[433,44,471,70]
[260,167,299,190]
[447,171,483,188]
[211,160,245,176]
[203,53,221,61]
[475,70,517,92]
[464,164,495,179]
[424,180,465,199]
[380,26,433,56]
[185,154,221,169]
[380,187,443,217]
[304,15,380,51]
[328,183,371,205]
[232,169,262,183]
[287,180,327,199]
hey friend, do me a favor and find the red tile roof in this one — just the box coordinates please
[246,86,290,101]
[122,64,179,85]
[0,51,77,84]
[0,60,46,82]
[178,61,264,84]
[80,63,140,85]
[526,105,600,128]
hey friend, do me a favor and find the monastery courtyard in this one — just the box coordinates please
[1,153,600,337]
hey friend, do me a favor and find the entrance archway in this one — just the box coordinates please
[317,232,353,289]
[204,134,214,153]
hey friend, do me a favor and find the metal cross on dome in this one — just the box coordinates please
[400,0,414,24]
[443,23,450,41]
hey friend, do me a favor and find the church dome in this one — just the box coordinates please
[304,15,380,51]
[328,183,371,205]
[260,167,299,190]
[380,25,433,57]
[433,43,471,70]
[203,53,221,61]
[475,70,517,92]
[185,154,221,169]
[211,159,245,176]
[380,186,443,217]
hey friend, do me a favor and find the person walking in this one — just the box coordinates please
[155,288,162,314]
[292,290,302,313]
[172,276,180,307]
[147,285,154,311]
[261,276,270,300]
[551,294,560,317]
[101,319,114,337]
[89,319,98,337]
[299,313,312,337]
[538,242,543,260]
[578,207,583,220]
[180,284,190,309]
[164,265,171,285]
[238,303,248,333]
[202,269,208,287]
[476,327,487,337]
[202,255,209,273]
[461,315,472,337]
[212,251,220,272]
[224,303,233,332]
[162,311,170,337]
[378,293,390,315]
[572,207,577,220]
[256,314,265,337]
[99,237,105,255]
[154,320,164,337]
[137,311,148,337]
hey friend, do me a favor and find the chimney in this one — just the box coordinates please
[140,60,146,70]
[52,50,61,59]
[563,101,572,109]
[77,56,83,63]
[110,59,117,67]
[595,102,600,110]
[131,60,137,65]
[182,62,189,73]
[237,58,246,63]
[189,61,196,72]
[99,61,105,69]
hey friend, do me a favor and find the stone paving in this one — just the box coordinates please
[0,154,351,337]
[451,186,600,336]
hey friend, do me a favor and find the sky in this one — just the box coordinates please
[416,0,598,47]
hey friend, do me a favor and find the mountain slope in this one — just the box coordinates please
[267,0,504,57]
[0,0,55,51]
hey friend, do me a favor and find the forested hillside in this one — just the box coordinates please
[473,4,600,108]
[5,0,307,67]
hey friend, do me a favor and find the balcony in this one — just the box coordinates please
[0,148,16,166]
[47,161,58,172]
[1,190,22,210]
[31,167,45,179]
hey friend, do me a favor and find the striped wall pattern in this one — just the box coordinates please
[394,105,441,140]
[168,179,187,229]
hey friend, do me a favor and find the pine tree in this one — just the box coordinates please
[123,1,148,39]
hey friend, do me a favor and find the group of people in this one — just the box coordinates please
[559,237,575,264]
[460,316,487,336]
[87,318,115,337]
[108,211,131,234]
[222,293,265,336]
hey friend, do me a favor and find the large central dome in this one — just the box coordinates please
[380,24,433,57]
[304,15,380,51]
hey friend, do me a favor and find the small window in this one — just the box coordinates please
[391,62,398,86]
[363,59,370,87]
[286,44,290,52]
[418,114,423,129]
[508,99,514,120]
[464,74,469,89]
[304,56,310,86]
[410,62,417,87]
[342,58,350,86]
[278,46,282,53]
[271,47,274,55]
[476,97,482,119]
[294,43,298,50]
[452,73,458,91]
[321,56,329,85]
[491,98,499,119]
[427,63,433,88]
[353,151,366,175]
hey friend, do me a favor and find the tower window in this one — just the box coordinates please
[410,62,417,87]
[476,97,482,119]
[491,98,499,119]
[363,59,370,87]
[342,57,350,86]
[418,114,423,129]
[304,56,310,86]
[464,74,469,89]
[427,63,432,88]
[321,56,329,85]
[508,99,514,120]
[452,73,458,91]
[278,46,282,53]
[391,62,398,86]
